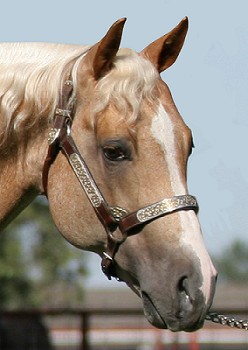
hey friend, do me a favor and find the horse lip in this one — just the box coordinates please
[141,290,204,331]
[141,291,168,329]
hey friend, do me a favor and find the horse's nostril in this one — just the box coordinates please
[177,276,193,319]
[178,276,190,294]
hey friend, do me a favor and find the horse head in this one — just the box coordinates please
[45,18,217,331]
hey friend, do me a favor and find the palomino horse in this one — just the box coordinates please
[0,17,216,331]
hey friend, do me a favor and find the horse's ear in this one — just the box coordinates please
[86,18,126,80]
[140,17,188,73]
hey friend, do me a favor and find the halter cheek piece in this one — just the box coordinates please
[42,80,199,280]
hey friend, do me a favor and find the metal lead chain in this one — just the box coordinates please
[206,312,248,330]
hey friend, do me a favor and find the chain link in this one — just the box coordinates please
[206,312,248,330]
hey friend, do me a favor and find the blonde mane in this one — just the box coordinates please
[0,43,159,155]
[0,42,89,154]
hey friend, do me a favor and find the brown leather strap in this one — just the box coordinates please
[42,115,68,194]
[42,80,73,195]
[59,134,125,280]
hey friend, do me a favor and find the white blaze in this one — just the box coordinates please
[151,104,216,303]
[151,104,186,195]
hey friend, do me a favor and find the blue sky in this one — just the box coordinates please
[2,0,248,287]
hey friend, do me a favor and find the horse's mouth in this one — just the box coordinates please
[141,291,168,329]
[124,280,167,327]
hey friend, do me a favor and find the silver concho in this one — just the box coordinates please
[110,207,129,221]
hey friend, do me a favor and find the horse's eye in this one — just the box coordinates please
[102,141,131,162]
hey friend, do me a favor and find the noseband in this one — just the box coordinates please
[42,80,199,280]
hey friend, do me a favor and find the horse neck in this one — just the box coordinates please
[0,43,85,231]
[0,131,48,231]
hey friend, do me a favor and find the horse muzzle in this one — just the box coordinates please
[140,273,216,332]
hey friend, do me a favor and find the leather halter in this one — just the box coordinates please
[42,80,199,280]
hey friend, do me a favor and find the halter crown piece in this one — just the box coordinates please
[42,79,199,280]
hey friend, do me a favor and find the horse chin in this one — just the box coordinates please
[124,280,168,329]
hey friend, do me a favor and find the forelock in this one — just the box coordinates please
[92,48,159,125]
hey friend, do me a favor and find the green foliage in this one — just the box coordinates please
[0,229,32,307]
[214,239,248,282]
[0,198,88,308]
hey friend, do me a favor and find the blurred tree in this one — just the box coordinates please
[0,198,88,308]
[0,226,32,307]
[214,239,248,282]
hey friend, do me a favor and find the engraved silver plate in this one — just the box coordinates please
[48,127,60,145]
[69,153,104,207]
[136,195,198,223]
